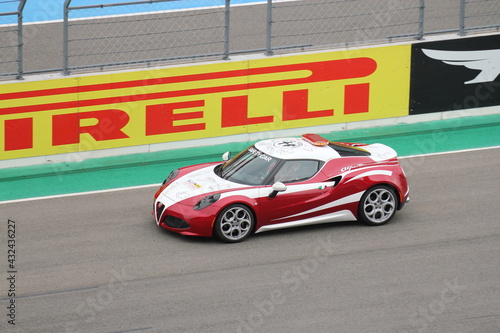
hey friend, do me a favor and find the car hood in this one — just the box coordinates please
[160,164,247,204]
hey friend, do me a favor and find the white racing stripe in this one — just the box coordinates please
[344,170,393,184]
[256,210,357,233]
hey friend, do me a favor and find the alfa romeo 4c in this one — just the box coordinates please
[153,134,409,242]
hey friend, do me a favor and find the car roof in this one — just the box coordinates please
[254,137,341,161]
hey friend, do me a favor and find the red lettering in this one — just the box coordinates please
[344,83,370,114]
[2,58,379,153]
[282,89,334,121]
[4,118,33,151]
[221,95,274,127]
[0,58,377,116]
[146,101,205,136]
[52,109,129,146]
[249,58,377,90]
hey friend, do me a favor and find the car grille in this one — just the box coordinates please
[164,215,190,229]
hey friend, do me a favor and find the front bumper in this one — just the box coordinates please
[153,198,217,237]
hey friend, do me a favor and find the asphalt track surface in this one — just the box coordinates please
[1,147,500,333]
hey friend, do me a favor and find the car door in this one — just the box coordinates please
[256,160,334,229]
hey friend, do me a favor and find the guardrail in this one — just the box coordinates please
[0,0,499,80]
[0,0,26,79]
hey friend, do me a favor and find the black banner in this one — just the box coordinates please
[410,34,500,114]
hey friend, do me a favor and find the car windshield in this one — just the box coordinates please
[217,146,281,185]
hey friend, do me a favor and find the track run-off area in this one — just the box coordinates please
[0,113,499,332]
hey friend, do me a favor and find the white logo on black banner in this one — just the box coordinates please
[422,48,500,85]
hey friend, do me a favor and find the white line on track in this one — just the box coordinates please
[0,184,160,205]
[1,145,500,205]
[398,145,500,159]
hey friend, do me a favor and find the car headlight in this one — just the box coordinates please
[162,169,179,185]
[194,193,221,210]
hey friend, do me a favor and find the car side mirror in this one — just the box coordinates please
[268,182,287,199]
[222,151,231,161]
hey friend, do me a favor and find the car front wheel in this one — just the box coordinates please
[358,185,397,226]
[214,204,255,243]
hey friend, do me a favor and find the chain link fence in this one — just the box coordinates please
[0,0,25,79]
[63,0,229,74]
[0,0,499,80]
[460,0,500,35]
[266,0,424,55]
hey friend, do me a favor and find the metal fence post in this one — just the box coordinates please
[265,0,273,56]
[459,0,466,36]
[16,0,27,79]
[224,0,230,60]
[416,0,425,40]
[63,0,72,75]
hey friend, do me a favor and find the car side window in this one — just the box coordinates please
[274,160,320,184]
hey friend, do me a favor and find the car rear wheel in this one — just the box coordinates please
[214,204,255,243]
[358,185,397,226]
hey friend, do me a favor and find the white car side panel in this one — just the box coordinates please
[255,210,356,233]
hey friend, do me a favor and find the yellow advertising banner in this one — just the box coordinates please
[0,44,411,160]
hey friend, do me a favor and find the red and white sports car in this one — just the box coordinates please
[153,134,409,242]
